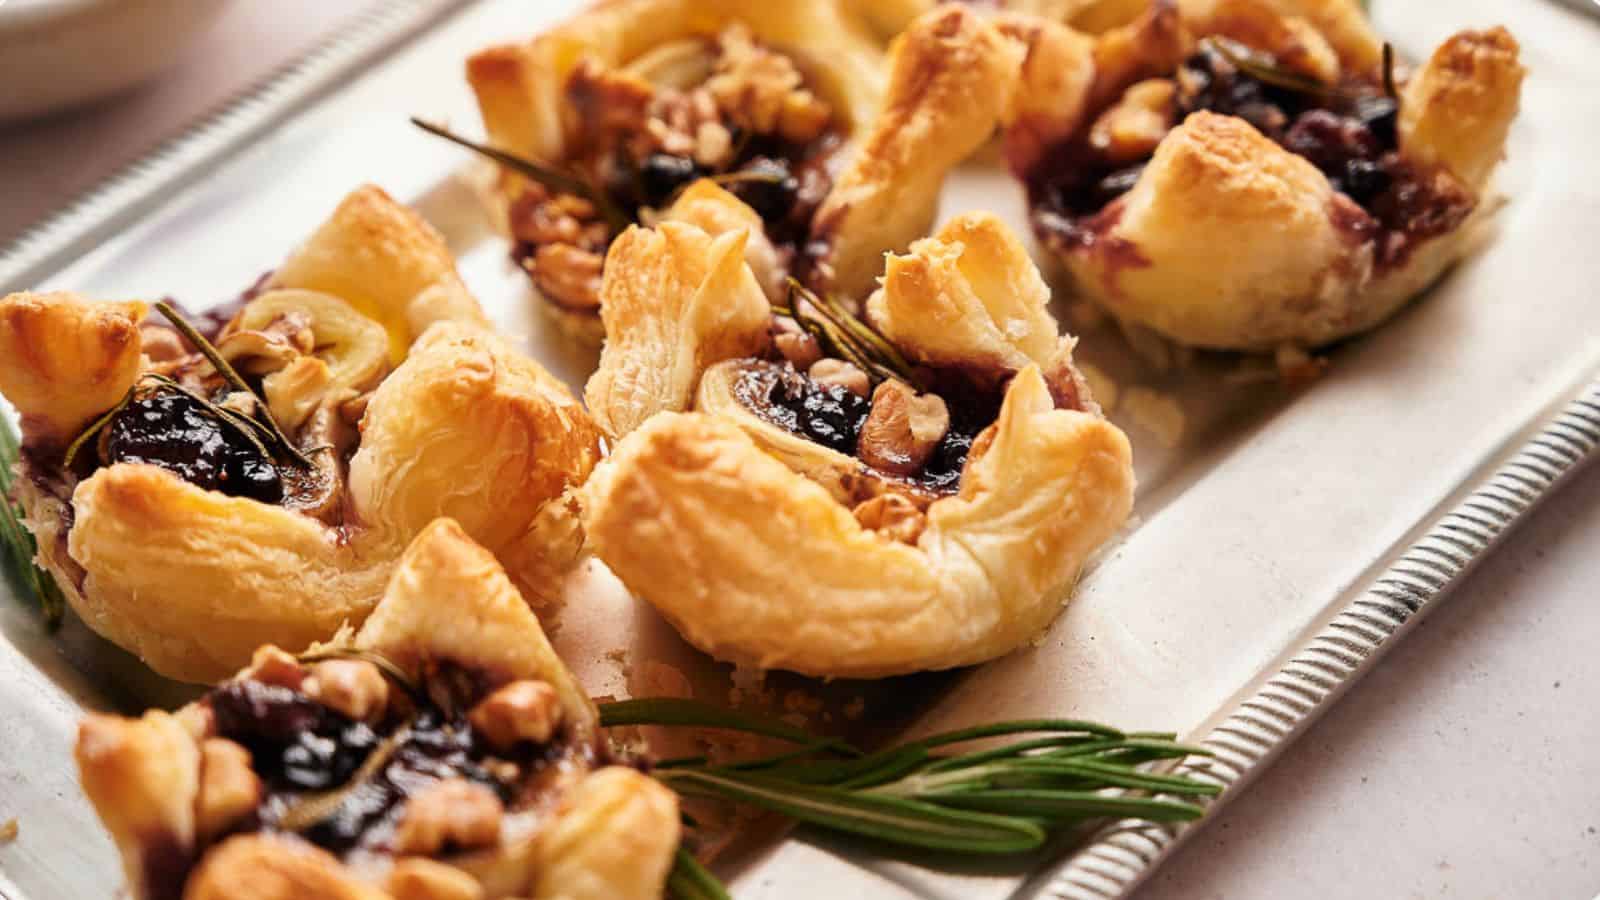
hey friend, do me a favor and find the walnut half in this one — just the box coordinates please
[857,380,949,476]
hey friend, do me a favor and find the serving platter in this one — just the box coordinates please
[1,1,1597,898]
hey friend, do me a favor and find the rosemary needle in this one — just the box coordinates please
[0,414,65,628]
[598,696,1217,876]
[410,117,632,234]
[667,848,732,900]
[153,302,315,469]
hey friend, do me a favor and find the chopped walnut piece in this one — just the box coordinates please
[394,779,503,856]
[808,359,870,398]
[778,89,833,144]
[707,25,831,138]
[529,244,604,311]
[196,738,261,843]
[248,646,305,690]
[772,318,822,369]
[338,391,372,426]
[139,325,188,363]
[1089,79,1177,164]
[262,356,334,434]
[857,380,950,476]
[386,858,485,900]
[510,192,585,247]
[566,59,656,150]
[302,659,388,724]
[693,120,735,169]
[469,680,564,752]
[852,494,927,545]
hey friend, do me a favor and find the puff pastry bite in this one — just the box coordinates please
[1000,0,1523,350]
[0,185,601,682]
[582,210,1135,677]
[465,1,1020,341]
[76,519,679,900]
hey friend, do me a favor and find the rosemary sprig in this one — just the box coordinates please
[0,415,65,628]
[1381,43,1398,100]
[598,697,1218,872]
[410,117,632,234]
[1203,36,1341,98]
[297,645,426,706]
[60,392,134,469]
[781,279,923,389]
[153,302,314,469]
[667,847,733,900]
[138,373,277,463]
[1202,36,1401,106]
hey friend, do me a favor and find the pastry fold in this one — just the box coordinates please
[582,211,1134,677]
[0,186,601,682]
[466,2,1019,337]
[76,520,679,900]
[1002,2,1523,350]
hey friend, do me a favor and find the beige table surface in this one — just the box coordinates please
[1,6,1596,900]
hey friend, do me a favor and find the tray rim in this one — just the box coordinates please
[2,3,1597,899]
[1033,379,1600,898]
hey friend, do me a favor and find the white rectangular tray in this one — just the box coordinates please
[2,1,1598,898]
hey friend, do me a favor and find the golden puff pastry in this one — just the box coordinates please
[0,185,600,682]
[76,519,680,900]
[581,211,1134,677]
[465,2,1019,340]
[1000,0,1523,351]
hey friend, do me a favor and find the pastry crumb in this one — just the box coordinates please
[1274,345,1327,383]
[1123,387,1186,448]
[1077,361,1119,413]
[0,818,16,844]
[635,660,692,699]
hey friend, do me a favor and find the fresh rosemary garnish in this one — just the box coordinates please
[667,847,732,900]
[297,645,426,706]
[410,117,632,234]
[600,697,1217,897]
[153,302,315,470]
[0,414,65,628]
[780,279,923,389]
[1202,36,1342,98]
[1200,36,1402,107]
[1381,42,1398,100]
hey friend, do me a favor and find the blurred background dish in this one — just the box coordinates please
[0,0,233,123]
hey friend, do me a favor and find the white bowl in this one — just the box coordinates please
[0,0,233,123]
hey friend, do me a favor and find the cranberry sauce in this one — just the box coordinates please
[743,363,872,455]
[512,132,836,268]
[1028,40,1468,269]
[736,364,1002,494]
[207,673,559,857]
[104,392,284,503]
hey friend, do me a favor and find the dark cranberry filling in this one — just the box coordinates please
[1027,40,1469,270]
[105,393,284,503]
[752,365,872,456]
[511,133,835,279]
[737,364,1000,494]
[207,673,555,857]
